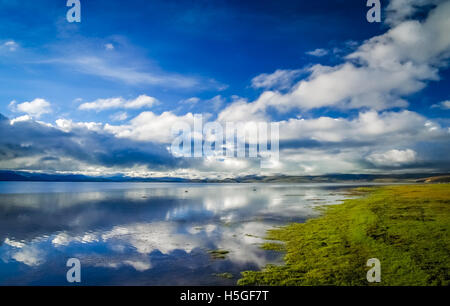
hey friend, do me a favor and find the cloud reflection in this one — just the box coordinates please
[0,183,354,284]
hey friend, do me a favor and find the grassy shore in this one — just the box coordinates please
[238,184,450,286]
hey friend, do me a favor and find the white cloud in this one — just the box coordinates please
[105,111,195,143]
[251,69,303,90]
[385,0,446,26]
[125,95,158,109]
[79,95,158,111]
[206,95,225,111]
[0,1,449,177]
[123,260,152,272]
[9,98,52,118]
[1,40,18,51]
[56,56,202,88]
[105,43,114,50]
[207,109,446,174]
[278,149,362,175]
[219,1,450,118]
[349,7,450,68]
[11,247,45,266]
[51,232,99,247]
[180,97,200,104]
[51,233,71,246]
[55,118,103,132]
[4,238,25,248]
[306,48,328,57]
[217,96,268,122]
[431,100,450,109]
[283,62,420,109]
[9,115,32,125]
[277,110,439,143]
[110,111,129,121]
[366,149,418,167]
[179,96,224,113]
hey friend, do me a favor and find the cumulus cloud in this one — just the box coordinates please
[272,109,449,173]
[9,98,52,118]
[123,260,152,272]
[1,1,449,177]
[384,0,446,26]
[0,114,187,173]
[105,111,196,143]
[431,100,450,109]
[1,101,449,176]
[216,107,450,174]
[110,111,129,121]
[11,246,45,266]
[55,118,103,133]
[4,238,25,248]
[79,95,158,111]
[101,107,450,175]
[366,149,418,167]
[277,148,364,175]
[278,110,444,144]
[251,69,304,90]
[217,95,268,122]
[306,48,328,57]
[219,0,450,119]
[10,115,33,125]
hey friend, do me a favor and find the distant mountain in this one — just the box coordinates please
[415,175,450,183]
[1,170,449,184]
[194,173,450,183]
[0,170,190,182]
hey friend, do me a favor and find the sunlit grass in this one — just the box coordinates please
[238,184,450,286]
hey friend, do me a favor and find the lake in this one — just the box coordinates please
[0,182,368,285]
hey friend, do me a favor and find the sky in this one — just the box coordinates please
[0,0,449,178]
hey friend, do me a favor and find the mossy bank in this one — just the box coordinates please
[239,184,450,286]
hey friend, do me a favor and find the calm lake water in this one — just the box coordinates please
[0,182,368,285]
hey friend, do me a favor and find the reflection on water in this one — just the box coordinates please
[0,182,363,285]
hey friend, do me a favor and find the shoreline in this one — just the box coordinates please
[238,184,450,286]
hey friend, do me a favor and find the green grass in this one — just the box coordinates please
[238,184,450,286]
[213,272,234,279]
[208,249,230,260]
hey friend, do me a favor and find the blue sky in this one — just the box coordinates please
[0,0,449,178]
[0,0,386,120]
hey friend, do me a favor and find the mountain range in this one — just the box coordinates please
[1,170,449,183]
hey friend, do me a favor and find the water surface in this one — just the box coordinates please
[0,182,366,285]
